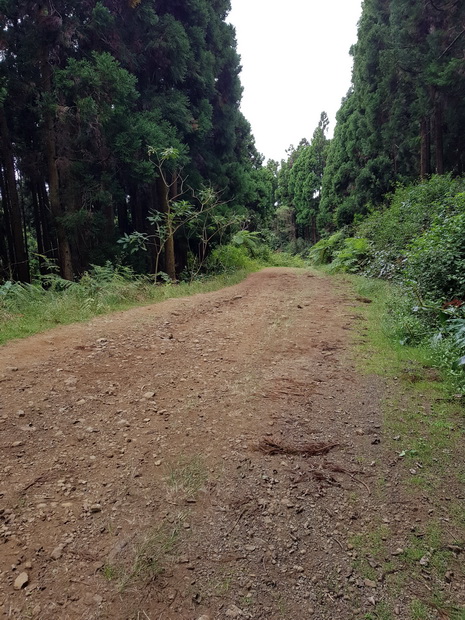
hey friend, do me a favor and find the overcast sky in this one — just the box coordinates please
[227,0,363,162]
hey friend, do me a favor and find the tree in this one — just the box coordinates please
[320,0,465,228]
[0,0,260,282]
[288,112,329,242]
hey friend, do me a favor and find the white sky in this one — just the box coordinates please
[227,0,363,162]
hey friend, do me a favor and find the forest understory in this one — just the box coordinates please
[1,268,464,620]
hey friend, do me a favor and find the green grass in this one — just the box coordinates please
[325,272,465,618]
[410,599,434,620]
[363,601,393,620]
[166,455,208,499]
[341,276,464,488]
[350,523,391,582]
[103,519,182,592]
[0,268,254,345]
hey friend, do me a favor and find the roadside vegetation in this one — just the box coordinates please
[313,270,465,619]
[0,244,304,345]
[311,175,465,618]
[310,175,465,398]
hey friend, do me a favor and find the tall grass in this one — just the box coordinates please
[0,252,307,345]
[0,264,249,345]
[347,275,465,395]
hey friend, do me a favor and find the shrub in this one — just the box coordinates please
[357,175,465,259]
[329,237,372,273]
[403,213,465,301]
[267,252,306,268]
[205,244,258,273]
[308,230,346,265]
[283,237,309,256]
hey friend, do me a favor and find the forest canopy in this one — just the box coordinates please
[278,0,465,239]
[2,0,465,286]
[0,0,265,282]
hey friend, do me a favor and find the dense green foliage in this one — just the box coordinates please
[277,1,465,241]
[405,213,465,302]
[274,113,329,250]
[317,176,465,296]
[315,175,465,384]
[319,0,465,229]
[0,0,270,283]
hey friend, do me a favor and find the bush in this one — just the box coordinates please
[283,237,309,256]
[404,213,465,302]
[205,244,258,273]
[329,237,372,273]
[382,290,433,345]
[345,175,465,284]
[308,230,347,265]
[358,175,465,256]
[267,252,306,268]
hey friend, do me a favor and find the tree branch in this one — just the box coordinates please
[438,28,465,59]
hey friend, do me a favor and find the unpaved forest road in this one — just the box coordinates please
[0,268,463,620]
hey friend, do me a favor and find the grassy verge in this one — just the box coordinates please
[0,268,251,345]
[0,252,307,346]
[340,274,465,619]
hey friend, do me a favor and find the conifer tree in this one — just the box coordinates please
[320,0,465,228]
[0,0,260,281]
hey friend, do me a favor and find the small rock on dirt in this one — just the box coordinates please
[225,605,243,618]
[419,554,430,566]
[14,571,29,590]
[50,546,63,560]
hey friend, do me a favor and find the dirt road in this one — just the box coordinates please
[0,268,462,619]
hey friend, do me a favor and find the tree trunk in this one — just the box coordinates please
[30,179,47,275]
[311,216,317,245]
[420,117,431,179]
[434,101,444,175]
[0,165,15,278]
[37,179,56,264]
[117,198,130,235]
[0,107,30,282]
[41,52,74,280]
[157,176,176,281]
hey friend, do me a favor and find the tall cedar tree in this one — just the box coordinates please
[274,113,329,245]
[0,0,260,281]
[319,0,465,230]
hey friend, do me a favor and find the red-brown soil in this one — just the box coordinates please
[0,268,463,619]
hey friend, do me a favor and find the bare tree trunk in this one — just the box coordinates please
[41,52,73,280]
[420,117,431,179]
[157,176,176,281]
[434,101,444,174]
[0,165,15,278]
[0,107,30,282]
[311,216,317,245]
[38,179,56,263]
